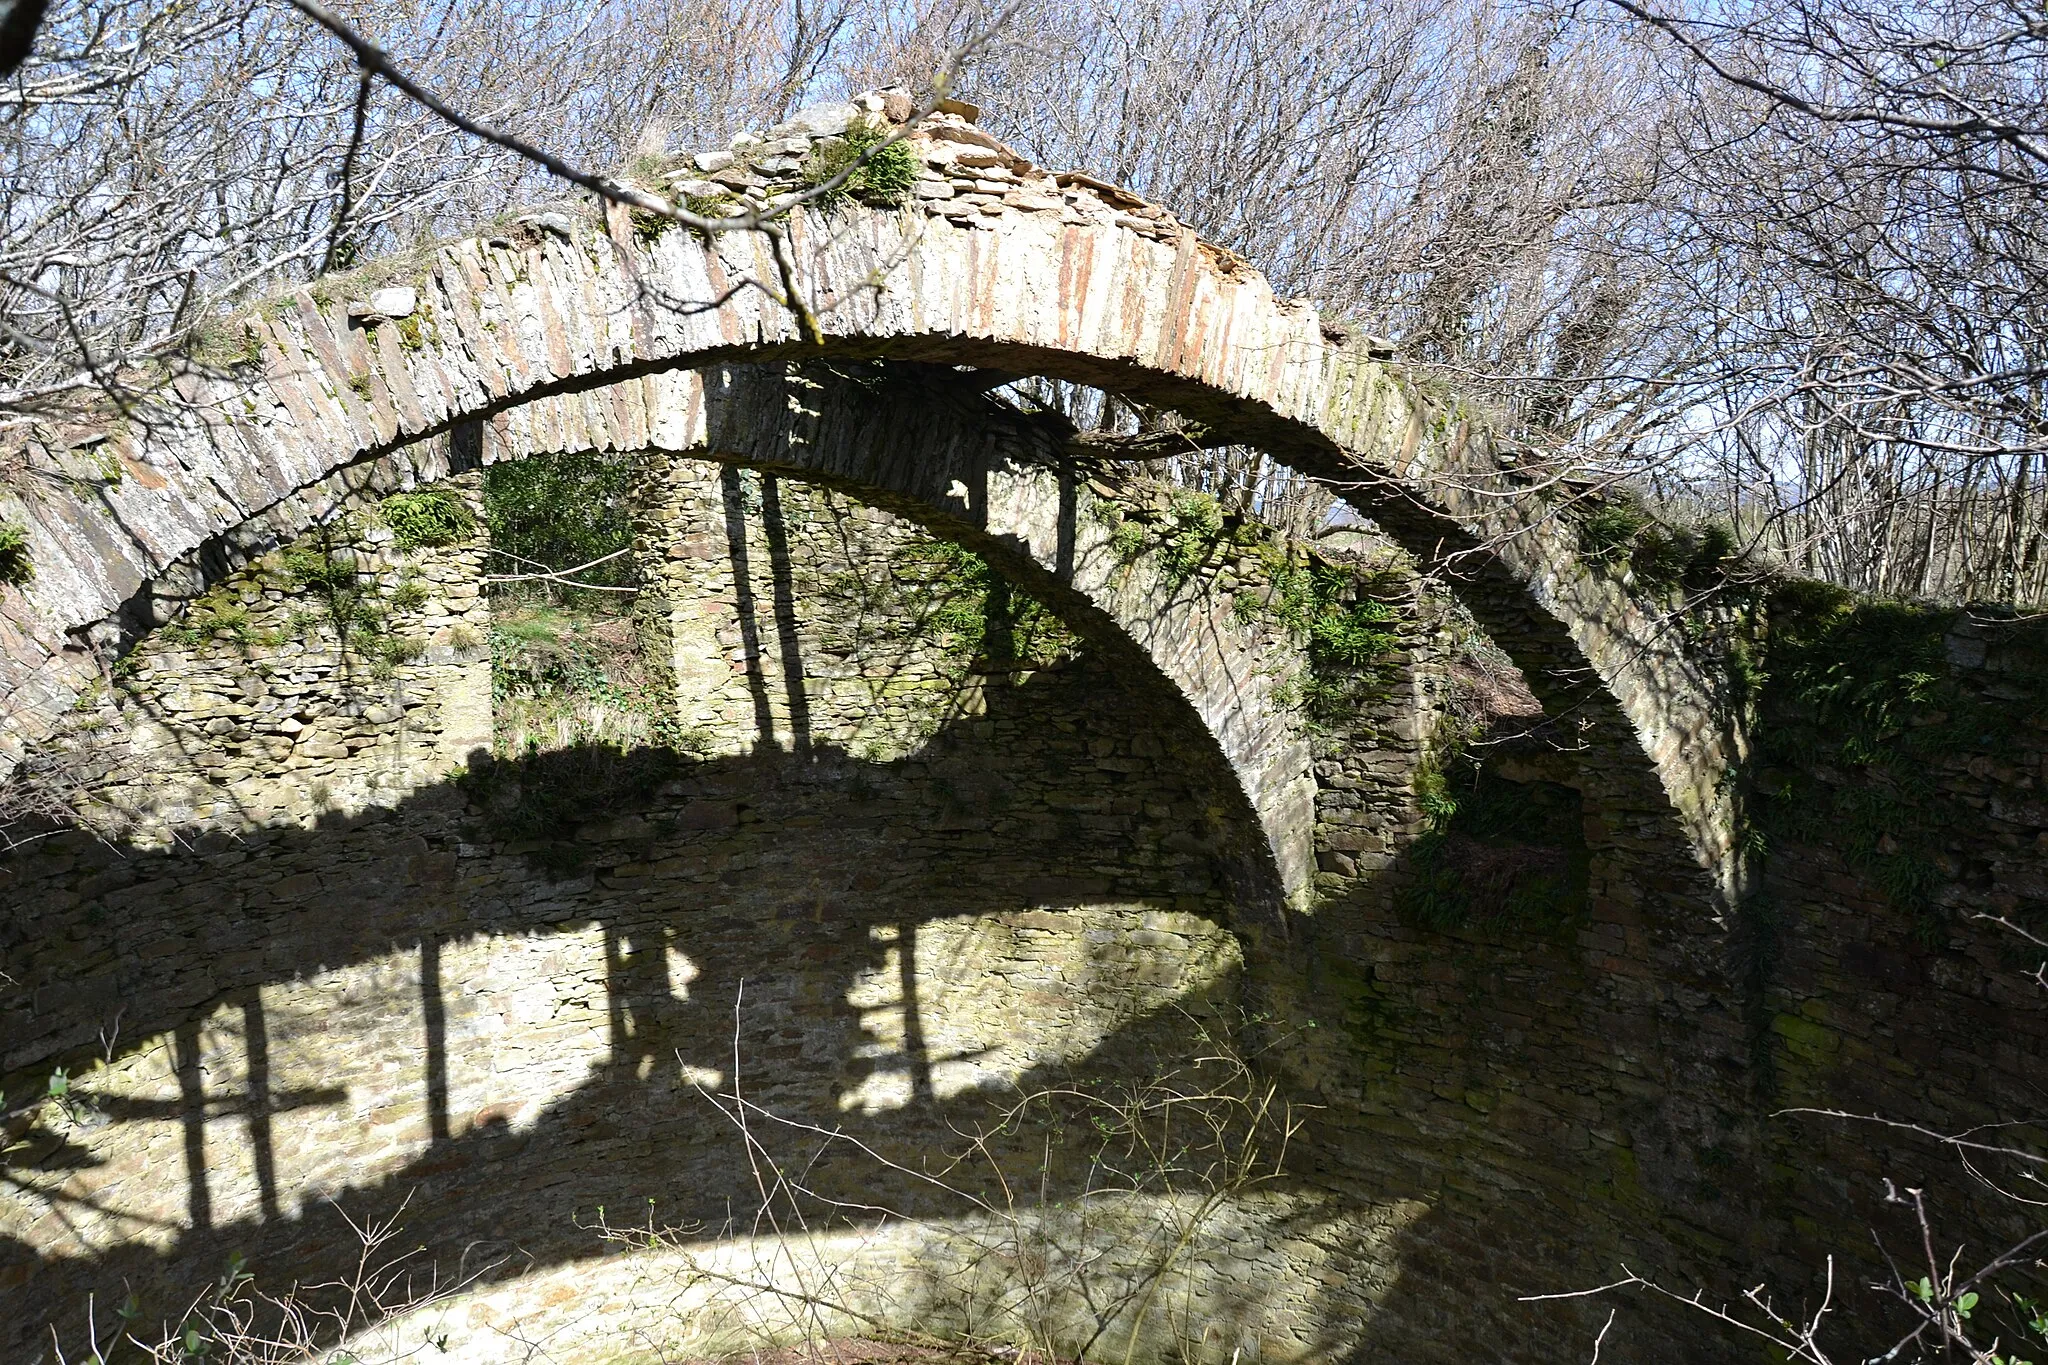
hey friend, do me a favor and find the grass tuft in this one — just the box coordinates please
[802,125,919,208]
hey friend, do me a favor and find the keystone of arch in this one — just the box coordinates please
[0,189,1739,907]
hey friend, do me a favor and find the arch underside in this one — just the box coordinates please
[0,197,1730,906]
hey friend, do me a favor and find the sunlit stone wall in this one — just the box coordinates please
[12,449,2044,1365]
[1,464,1377,1363]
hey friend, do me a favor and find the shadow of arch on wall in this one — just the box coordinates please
[0,198,1737,909]
[0,688,1704,1365]
[4,683,1319,1359]
[52,361,1324,907]
[625,361,1324,907]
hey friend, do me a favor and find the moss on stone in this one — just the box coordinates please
[629,207,675,243]
[1739,586,2046,944]
[381,488,476,552]
[0,519,31,587]
[802,126,918,208]
[1575,490,1738,599]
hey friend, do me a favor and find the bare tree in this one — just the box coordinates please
[0,0,1001,443]
[1599,0,2048,602]
[6,0,2043,598]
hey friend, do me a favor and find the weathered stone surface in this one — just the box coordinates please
[0,97,1737,913]
[14,91,2032,1365]
[9,460,2038,1364]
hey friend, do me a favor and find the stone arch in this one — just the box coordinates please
[561,361,1320,905]
[16,360,1322,905]
[0,156,1734,903]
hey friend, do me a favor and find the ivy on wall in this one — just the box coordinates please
[1399,737,1589,936]
[1744,583,2047,944]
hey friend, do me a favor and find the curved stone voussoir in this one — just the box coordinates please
[0,106,1735,906]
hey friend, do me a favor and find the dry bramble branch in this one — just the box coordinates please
[575,998,1306,1363]
[1524,912,2048,1364]
[48,1192,500,1364]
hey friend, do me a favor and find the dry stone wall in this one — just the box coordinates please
[1740,614,2048,1301]
[7,478,488,848]
[0,460,1375,1363]
[7,442,2048,1364]
[0,91,1744,907]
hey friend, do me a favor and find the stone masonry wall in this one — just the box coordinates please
[1744,614,2048,1306]
[12,476,491,846]
[0,460,1351,1363]
[8,449,2048,1364]
[632,459,1044,766]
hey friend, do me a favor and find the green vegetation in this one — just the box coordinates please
[1159,490,1223,584]
[1103,490,1406,692]
[1577,491,1737,598]
[280,541,360,594]
[490,606,686,750]
[1243,541,1404,728]
[483,451,638,602]
[1391,683,1589,935]
[1570,487,2048,944]
[629,207,674,243]
[274,526,426,677]
[156,595,275,651]
[185,317,265,370]
[1742,583,2047,944]
[0,519,31,586]
[380,488,475,551]
[880,540,1080,668]
[626,150,676,183]
[802,125,919,208]
[476,608,691,875]
[1102,488,1243,588]
[683,190,738,232]
[474,450,680,857]
[1258,553,1401,669]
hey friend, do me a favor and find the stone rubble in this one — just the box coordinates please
[648,89,1215,254]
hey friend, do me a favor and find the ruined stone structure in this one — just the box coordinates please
[0,101,1741,906]
[4,96,2047,1365]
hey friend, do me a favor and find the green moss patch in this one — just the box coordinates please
[802,125,919,208]
[1741,588,2048,943]
[1577,491,1737,598]
[381,488,475,551]
[155,593,278,652]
